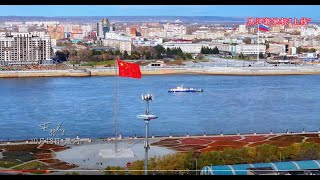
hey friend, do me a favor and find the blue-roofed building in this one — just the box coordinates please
[211,165,233,175]
[201,160,320,175]
[273,161,298,171]
[231,164,254,175]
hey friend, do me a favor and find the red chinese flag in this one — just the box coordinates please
[117,60,141,79]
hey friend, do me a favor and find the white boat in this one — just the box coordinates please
[168,84,204,93]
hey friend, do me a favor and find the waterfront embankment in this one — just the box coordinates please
[0,69,91,78]
[1,66,320,78]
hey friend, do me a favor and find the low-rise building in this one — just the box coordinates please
[147,60,167,67]
[269,43,286,55]
[162,42,204,53]
[236,44,266,55]
[132,37,163,47]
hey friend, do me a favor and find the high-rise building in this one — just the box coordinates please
[0,32,52,65]
[101,18,111,38]
[96,22,103,38]
[97,18,113,39]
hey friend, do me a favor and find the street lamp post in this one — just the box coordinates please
[137,94,158,175]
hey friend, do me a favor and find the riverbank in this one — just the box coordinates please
[1,131,319,173]
[1,66,320,78]
[0,69,91,78]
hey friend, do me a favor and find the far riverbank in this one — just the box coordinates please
[1,66,320,78]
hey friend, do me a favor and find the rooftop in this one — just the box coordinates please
[201,160,320,175]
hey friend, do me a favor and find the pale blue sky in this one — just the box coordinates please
[0,5,318,19]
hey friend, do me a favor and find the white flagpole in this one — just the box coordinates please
[114,58,119,153]
[257,24,260,62]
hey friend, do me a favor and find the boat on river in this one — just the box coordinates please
[168,84,204,93]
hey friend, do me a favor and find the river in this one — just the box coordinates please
[0,74,319,140]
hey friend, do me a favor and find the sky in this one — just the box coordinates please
[0,5,319,19]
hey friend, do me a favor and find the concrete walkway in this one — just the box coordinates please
[55,139,175,169]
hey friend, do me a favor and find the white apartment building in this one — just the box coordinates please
[236,44,266,55]
[192,31,225,39]
[102,32,132,54]
[0,32,52,66]
[239,25,247,33]
[81,25,93,37]
[102,39,131,54]
[163,23,187,37]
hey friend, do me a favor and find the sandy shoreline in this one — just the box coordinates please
[1,67,320,78]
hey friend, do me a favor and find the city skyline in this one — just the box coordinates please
[0,5,319,19]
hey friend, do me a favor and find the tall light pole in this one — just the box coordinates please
[137,94,158,175]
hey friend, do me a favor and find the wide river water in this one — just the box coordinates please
[0,75,320,140]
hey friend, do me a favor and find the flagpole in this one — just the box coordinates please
[114,57,119,153]
[257,24,260,63]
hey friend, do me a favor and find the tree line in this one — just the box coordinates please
[54,45,194,64]
[104,142,320,175]
[297,47,316,54]
[200,46,220,54]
